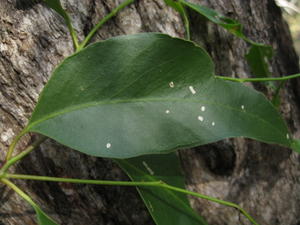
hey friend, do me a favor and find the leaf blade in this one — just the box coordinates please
[245,45,273,77]
[116,153,208,225]
[26,33,292,158]
[34,206,59,225]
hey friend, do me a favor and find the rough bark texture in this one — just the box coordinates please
[0,0,299,225]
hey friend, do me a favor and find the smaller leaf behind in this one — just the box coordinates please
[117,153,208,225]
[245,45,273,77]
[42,0,78,47]
[180,1,243,38]
[164,0,186,16]
[163,0,191,39]
[246,44,276,90]
[291,139,300,153]
[33,205,60,225]
[42,0,70,24]
[180,0,274,78]
[1,179,59,225]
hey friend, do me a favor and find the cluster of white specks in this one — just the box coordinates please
[142,161,155,175]
[212,122,216,126]
[169,81,175,88]
[286,134,290,139]
[189,86,196,95]
[165,110,170,114]
[201,106,206,112]
[241,105,245,110]
[106,143,112,149]
[198,116,204,122]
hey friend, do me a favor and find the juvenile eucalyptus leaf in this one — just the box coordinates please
[25,33,293,158]
[117,153,208,225]
[180,0,274,78]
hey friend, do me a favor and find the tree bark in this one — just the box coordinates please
[0,0,299,225]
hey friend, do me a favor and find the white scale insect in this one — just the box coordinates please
[169,81,175,88]
[198,116,204,121]
[189,86,196,95]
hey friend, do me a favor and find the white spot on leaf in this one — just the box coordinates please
[212,122,215,126]
[165,110,170,114]
[201,106,206,112]
[189,86,196,95]
[198,116,204,122]
[169,81,175,88]
[241,105,245,110]
[142,161,154,175]
[286,134,290,139]
[106,143,112,149]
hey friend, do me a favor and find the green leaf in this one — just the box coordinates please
[291,139,300,153]
[164,0,186,16]
[180,0,274,78]
[33,205,59,225]
[271,81,285,108]
[1,179,59,225]
[163,0,190,40]
[246,44,275,90]
[117,153,208,225]
[245,44,273,77]
[180,1,244,38]
[25,33,293,158]
[42,0,78,48]
[42,0,71,26]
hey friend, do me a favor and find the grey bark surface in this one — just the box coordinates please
[0,0,299,225]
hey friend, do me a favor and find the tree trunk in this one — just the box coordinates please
[0,0,299,224]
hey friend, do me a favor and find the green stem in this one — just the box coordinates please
[5,129,27,161]
[160,183,260,225]
[68,23,80,50]
[1,136,47,174]
[1,178,38,208]
[7,173,260,225]
[6,174,162,187]
[77,0,134,52]
[180,4,190,40]
[215,73,300,82]
[182,11,190,40]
